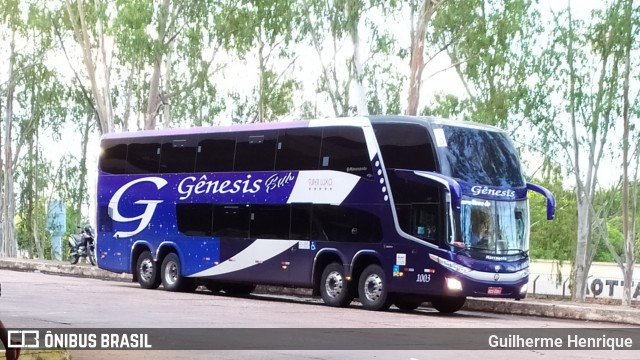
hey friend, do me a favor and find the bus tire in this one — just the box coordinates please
[320,263,354,307]
[136,250,161,289]
[394,296,425,311]
[223,283,256,295]
[358,264,392,311]
[431,296,466,313]
[161,253,196,292]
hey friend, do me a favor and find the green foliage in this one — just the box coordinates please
[528,178,577,261]
[430,0,542,128]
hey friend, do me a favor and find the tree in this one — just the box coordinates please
[429,0,542,128]
[406,0,446,116]
[62,0,114,134]
[617,0,638,306]
[532,0,631,302]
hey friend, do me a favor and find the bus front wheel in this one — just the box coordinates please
[161,253,196,292]
[320,263,354,307]
[358,264,392,311]
[136,250,160,289]
[431,296,466,313]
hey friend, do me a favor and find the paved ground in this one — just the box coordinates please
[2,268,640,360]
[1,256,638,325]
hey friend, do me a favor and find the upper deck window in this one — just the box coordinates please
[195,133,236,172]
[275,128,322,171]
[440,126,524,187]
[126,138,161,174]
[160,135,198,173]
[373,123,437,171]
[100,139,127,174]
[234,130,278,171]
[320,127,371,178]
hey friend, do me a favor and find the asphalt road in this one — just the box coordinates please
[1,269,638,360]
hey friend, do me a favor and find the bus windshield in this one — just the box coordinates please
[454,197,530,255]
[440,125,525,187]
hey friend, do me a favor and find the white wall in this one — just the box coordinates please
[529,260,640,301]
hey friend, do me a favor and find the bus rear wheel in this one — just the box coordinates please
[136,250,160,289]
[431,296,466,313]
[161,253,196,292]
[358,264,392,311]
[320,263,354,307]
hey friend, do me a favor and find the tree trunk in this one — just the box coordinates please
[145,0,172,130]
[2,31,17,257]
[349,15,368,115]
[163,43,173,128]
[620,0,634,307]
[406,0,437,115]
[75,113,92,227]
[258,38,265,123]
[33,131,43,259]
[65,0,113,134]
[573,197,590,301]
[27,140,34,258]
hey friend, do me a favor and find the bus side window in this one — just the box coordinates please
[234,131,278,172]
[159,136,198,173]
[275,128,322,171]
[320,127,371,178]
[126,138,161,174]
[212,205,250,238]
[313,205,381,243]
[290,204,311,240]
[249,205,289,239]
[99,140,127,174]
[196,133,236,172]
[176,204,213,236]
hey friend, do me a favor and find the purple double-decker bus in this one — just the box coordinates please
[96,116,555,313]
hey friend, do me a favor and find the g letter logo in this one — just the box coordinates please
[109,177,168,238]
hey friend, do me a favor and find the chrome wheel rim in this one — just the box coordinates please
[140,258,154,282]
[164,260,178,286]
[325,271,344,298]
[363,273,383,302]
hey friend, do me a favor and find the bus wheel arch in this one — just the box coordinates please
[312,251,346,296]
[350,252,382,292]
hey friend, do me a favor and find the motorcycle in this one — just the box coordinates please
[69,225,96,266]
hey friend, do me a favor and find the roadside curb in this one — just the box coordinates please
[2,257,639,326]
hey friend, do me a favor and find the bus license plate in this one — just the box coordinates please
[488,287,502,295]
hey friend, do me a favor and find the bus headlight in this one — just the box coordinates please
[446,277,463,291]
[520,283,528,294]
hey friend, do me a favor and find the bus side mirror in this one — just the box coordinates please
[526,183,555,220]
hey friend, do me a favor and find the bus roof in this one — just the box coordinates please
[367,115,504,133]
[100,115,504,140]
